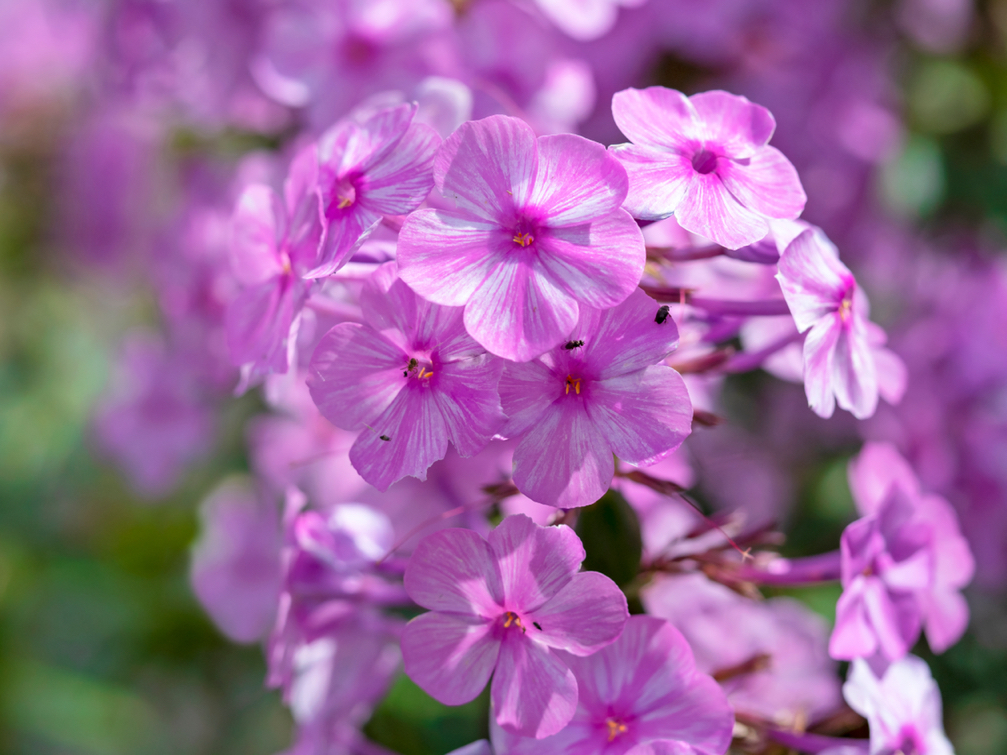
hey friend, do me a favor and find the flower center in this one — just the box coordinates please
[605,718,628,742]
[326,175,358,218]
[564,375,582,395]
[404,356,434,382]
[691,149,718,175]
[513,231,535,247]
[839,294,853,322]
[279,248,293,275]
[502,611,525,632]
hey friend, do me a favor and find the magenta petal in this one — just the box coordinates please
[349,386,449,490]
[404,527,504,615]
[830,580,878,659]
[675,172,770,249]
[284,142,319,219]
[397,209,501,306]
[512,401,614,508]
[307,323,405,430]
[486,515,584,611]
[776,229,850,331]
[588,366,692,466]
[832,325,878,420]
[402,611,500,706]
[308,205,382,279]
[498,360,560,438]
[924,589,969,653]
[226,276,305,372]
[626,742,693,755]
[361,121,440,215]
[529,571,628,656]
[536,210,646,309]
[802,318,841,419]
[575,289,681,380]
[464,256,579,362]
[612,87,700,152]
[718,145,806,220]
[874,346,907,406]
[492,632,578,739]
[529,134,628,225]
[325,104,415,177]
[231,185,284,287]
[862,578,914,660]
[432,356,506,457]
[435,115,538,222]
[690,90,776,158]
[609,144,694,221]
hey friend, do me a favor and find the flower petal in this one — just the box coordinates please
[587,366,692,466]
[802,317,841,419]
[536,210,646,309]
[435,115,538,222]
[776,228,850,332]
[529,133,627,226]
[487,514,584,612]
[402,611,500,705]
[511,400,614,508]
[432,355,506,457]
[498,359,562,438]
[529,571,628,656]
[307,323,405,430]
[226,276,306,373]
[832,323,878,420]
[404,526,505,615]
[830,579,878,660]
[492,632,578,739]
[464,254,579,362]
[690,90,776,157]
[349,384,450,490]
[231,185,284,287]
[308,205,382,279]
[674,172,769,249]
[608,143,694,221]
[718,145,806,220]
[397,209,502,306]
[360,121,441,215]
[612,87,701,152]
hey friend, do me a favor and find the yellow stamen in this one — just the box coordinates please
[565,375,581,395]
[839,295,852,322]
[513,232,534,247]
[337,196,354,209]
[605,719,628,742]
[502,611,525,632]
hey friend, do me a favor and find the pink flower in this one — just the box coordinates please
[843,656,954,755]
[609,87,806,249]
[310,103,440,278]
[491,615,734,755]
[400,514,629,739]
[397,115,646,362]
[846,442,974,654]
[776,227,904,420]
[225,146,322,379]
[307,263,505,491]
[532,0,646,41]
[499,288,693,508]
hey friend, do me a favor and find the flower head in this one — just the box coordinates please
[307,262,505,490]
[401,514,629,739]
[397,114,646,361]
[491,615,734,755]
[609,87,806,249]
[499,288,693,508]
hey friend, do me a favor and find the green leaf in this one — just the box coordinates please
[575,489,643,590]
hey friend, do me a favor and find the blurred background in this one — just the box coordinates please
[1,0,1007,753]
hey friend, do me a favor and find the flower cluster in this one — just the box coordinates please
[26,0,989,752]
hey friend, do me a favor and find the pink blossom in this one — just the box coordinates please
[307,263,505,490]
[499,288,692,508]
[400,515,629,739]
[397,115,646,361]
[843,656,954,755]
[847,442,974,653]
[310,103,440,278]
[190,479,282,644]
[226,146,323,380]
[491,615,733,755]
[776,227,905,420]
[609,87,806,249]
[533,0,646,41]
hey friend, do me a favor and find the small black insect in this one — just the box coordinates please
[379,435,391,442]
[564,340,584,350]
[655,305,671,324]
[532,622,543,631]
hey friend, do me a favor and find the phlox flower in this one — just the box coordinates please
[491,615,734,755]
[400,514,629,739]
[847,442,974,653]
[532,0,646,41]
[609,87,806,249]
[309,102,441,278]
[397,114,646,362]
[776,227,904,420]
[499,288,693,508]
[307,263,505,491]
[226,146,322,379]
[843,656,954,755]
